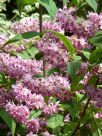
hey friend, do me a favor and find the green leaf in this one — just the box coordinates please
[71,75,84,91]
[29,110,42,119]
[80,126,93,136]
[67,61,80,79]
[52,31,75,55]
[47,114,64,129]
[82,50,91,60]
[0,72,5,83]
[4,31,40,46]
[64,122,77,135]
[74,83,84,91]
[38,0,57,19]
[0,109,16,136]
[12,120,16,136]
[80,110,93,127]
[12,46,38,60]
[87,75,99,85]
[86,0,97,12]
[91,112,102,136]
[76,94,87,103]
[98,0,102,13]
[16,0,24,13]
[67,99,80,119]
[89,48,102,64]
[18,51,31,59]
[89,31,102,48]
[17,124,26,136]
[63,0,68,6]
[73,55,82,61]
[17,0,37,13]
[26,46,38,59]
[24,0,37,4]
[53,127,61,136]
[35,52,44,60]
[47,67,60,76]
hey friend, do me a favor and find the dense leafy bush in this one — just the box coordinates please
[0,0,102,136]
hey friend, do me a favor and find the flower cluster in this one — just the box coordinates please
[5,102,30,124]
[0,89,13,108]
[5,82,61,133]
[11,17,63,34]
[23,75,72,101]
[11,18,39,34]
[12,82,61,114]
[85,86,102,108]
[35,39,68,70]
[56,7,102,38]
[12,83,46,109]
[56,7,78,33]
[26,118,40,133]
[0,53,43,78]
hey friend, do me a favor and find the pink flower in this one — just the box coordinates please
[43,101,60,115]
[0,89,13,108]
[95,113,102,119]
[27,93,46,110]
[23,75,72,101]
[0,53,42,79]
[5,102,30,124]
[12,83,31,102]
[13,83,46,110]
[26,118,40,133]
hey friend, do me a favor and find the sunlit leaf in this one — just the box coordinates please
[0,109,16,136]
[47,114,64,129]
[38,0,57,19]
[29,110,42,119]
[4,31,40,45]
[52,31,75,55]
[86,0,97,12]
[17,0,37,13]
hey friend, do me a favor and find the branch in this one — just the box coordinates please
[71,97,91,136]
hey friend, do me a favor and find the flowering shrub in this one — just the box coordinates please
[0,0,102,136]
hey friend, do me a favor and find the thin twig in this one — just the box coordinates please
[71,97,91,136]
[39,4,42,34]
[39,5,46,77]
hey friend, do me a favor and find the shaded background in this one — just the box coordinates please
[4,0,64,19]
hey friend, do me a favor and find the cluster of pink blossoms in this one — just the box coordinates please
[11,17,63,34]
[23,74,72,101]
[84,86,102,108]
[11,18,39,34]
[35,39,68,70]
[0,53,43,78]
[0,89,13,108]
[5,82,61,133]
[56,7,78,34]
[56,7,102,38]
